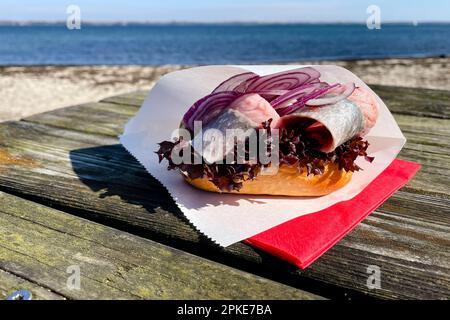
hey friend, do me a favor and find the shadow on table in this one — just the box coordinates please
[70,144,172,206]
[69,144,219,244]
[69,143,259,209]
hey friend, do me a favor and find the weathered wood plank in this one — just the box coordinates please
[3,85,450,299]
[0,191,319,300]
[24,102,138,137]
[20,106,450,198]
[99,85,450,119]
[94,84,450,120]
[0,119,448,299]
[50,81,446,121]
[0,269,65,300]
[23,87,450,144]
[370,84,450,119]
[100,90,147,107]
[2,119,448,216]
[17,112,450,193]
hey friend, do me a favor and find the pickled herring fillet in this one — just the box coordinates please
[347,87,379,135]
[192,94,278,164]
[197,108,258,164]
[277,99,365,152]
[228,93,280,128]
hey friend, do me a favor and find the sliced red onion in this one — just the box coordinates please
[253,89,292,103]
[277,85,339,116]
[271,82,330,110]
[254,89,290,102]
[257,89,290,96]
[308,78,321,84]
[306,82,356,106]
[182,91,241,130]
[234,75,259,93]
[182,67,354,131]
[245,67,320,92]
[212,72,258,93]
[212,67,320,96]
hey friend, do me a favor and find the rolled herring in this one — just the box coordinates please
[277,99,365,152]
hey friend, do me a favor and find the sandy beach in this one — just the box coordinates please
[1,56,449,122]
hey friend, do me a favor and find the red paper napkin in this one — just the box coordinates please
[245,159,421,269]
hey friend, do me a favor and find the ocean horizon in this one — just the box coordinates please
[1,23,449,65]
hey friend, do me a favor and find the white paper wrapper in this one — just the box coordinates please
[120,65,406,247]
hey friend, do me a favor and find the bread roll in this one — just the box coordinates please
[185,163,352,196]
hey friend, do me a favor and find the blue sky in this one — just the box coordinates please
[1,0,449,23]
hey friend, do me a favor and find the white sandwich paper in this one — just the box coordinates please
[120,65,405,247]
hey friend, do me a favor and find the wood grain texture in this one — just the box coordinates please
[370,84,450,119]
[24,102,139,137]
[0,85,449,299]
[100,90,147,107]
[0,192,319,300]
[0,269,65,300]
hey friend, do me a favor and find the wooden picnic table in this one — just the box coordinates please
[0,83,449,300]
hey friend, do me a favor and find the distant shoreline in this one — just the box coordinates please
[1,21,450,26]
[0,54,448,68]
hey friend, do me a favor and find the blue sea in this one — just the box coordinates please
[1,23,449,65]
